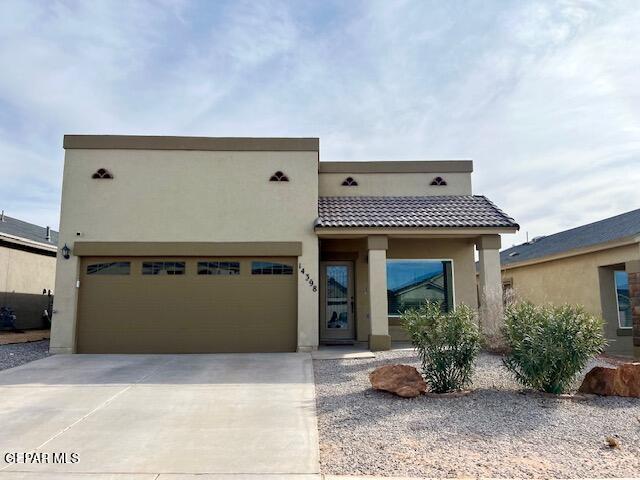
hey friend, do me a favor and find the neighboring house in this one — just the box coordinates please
[0,212,57,330]
[500,208,640,358]
[50,135,518,354]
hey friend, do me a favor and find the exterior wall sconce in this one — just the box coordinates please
[61,244,71,259]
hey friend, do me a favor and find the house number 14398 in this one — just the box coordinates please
[298,263,318,292]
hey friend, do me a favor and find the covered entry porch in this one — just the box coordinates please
[314,194,518,351]
[317,232,507,351]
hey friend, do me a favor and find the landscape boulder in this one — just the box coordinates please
[578,363,640,398]
[369,364,427,398]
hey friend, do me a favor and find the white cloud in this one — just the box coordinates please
[0,0,638,242]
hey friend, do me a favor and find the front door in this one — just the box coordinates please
[320,262,355,342]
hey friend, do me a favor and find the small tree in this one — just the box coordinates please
[502,302,606,394]
[402,302,481,393]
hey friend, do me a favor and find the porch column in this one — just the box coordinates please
[368,235,391,351]
[476,235,504,349]
[626,260,640,359]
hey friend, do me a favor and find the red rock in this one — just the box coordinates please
[369,364,427,398]
[616,363,640,397]
[578,363,640,398]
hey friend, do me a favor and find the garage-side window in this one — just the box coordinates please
[87,262,130,275]
[142,261,185,275]
[251,261,293,275]
[198,261,240,275]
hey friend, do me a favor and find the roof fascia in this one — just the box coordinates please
[501,235,640,270]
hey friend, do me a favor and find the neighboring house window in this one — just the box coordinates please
[251,261,293,275]
[502,279,513,306]
[614,270,632,328]
[142,261,185,275]
[87,262,130,275]
[387,260,453,315]
[198,261,240,275]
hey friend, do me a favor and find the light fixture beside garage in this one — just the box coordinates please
[61,243,71,259]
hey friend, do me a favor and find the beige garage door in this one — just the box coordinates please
[76,257,297,353]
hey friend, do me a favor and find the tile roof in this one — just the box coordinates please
[0,214,59,246]
[316,196,518,229]
[501,208,640,266]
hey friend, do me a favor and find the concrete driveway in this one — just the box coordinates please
[0,353,319,479]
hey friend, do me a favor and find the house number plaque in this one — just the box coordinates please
[298,263,318,292]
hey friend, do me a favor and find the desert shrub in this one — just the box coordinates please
[402,302,481,393]
[502,302,606,394]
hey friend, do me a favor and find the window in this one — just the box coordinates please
[614,271,632,328]
[269,171,289,182]
[251,261,293,275]
[502,279,514,306]
[341,176,358,186]
[87,262,130,275]
[91,168,113,179]
[387,260,453,315]
[198,261,240,275]
[142,261,185,275]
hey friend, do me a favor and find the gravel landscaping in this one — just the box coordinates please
[314,350,640,478]
[0,339,50,371]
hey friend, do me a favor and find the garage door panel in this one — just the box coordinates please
[76,257,297,353]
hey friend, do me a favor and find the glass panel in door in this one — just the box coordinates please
[326,265,349,330]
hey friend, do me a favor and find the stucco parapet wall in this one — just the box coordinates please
[319,160,472,173]
[63,135,320,152]
[73,241,303,257]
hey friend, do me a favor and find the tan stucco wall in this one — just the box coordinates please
[502,242,640,356]
[321,237,477,342]
[318,172,472,196]
[0,245,56,329]
[51,149,319,353]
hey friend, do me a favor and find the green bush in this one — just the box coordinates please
[502,302,606,394]
[402,302,481,393]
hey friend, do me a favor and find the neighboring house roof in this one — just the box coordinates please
[0,214,58,248]
[315,195,518,229]
[389,272,445,295]
[501,208,640,267]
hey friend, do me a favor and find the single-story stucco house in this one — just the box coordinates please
[50,135,518,354]
[0,212,57,330]
[500,208,640,358]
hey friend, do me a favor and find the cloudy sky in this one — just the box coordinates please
[0,0,638,247]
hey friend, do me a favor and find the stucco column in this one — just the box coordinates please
[367,235,391,351]
[297,239,319,352]
[49,242,80,354]
[476,235,504,349]
[626,260,640,359]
